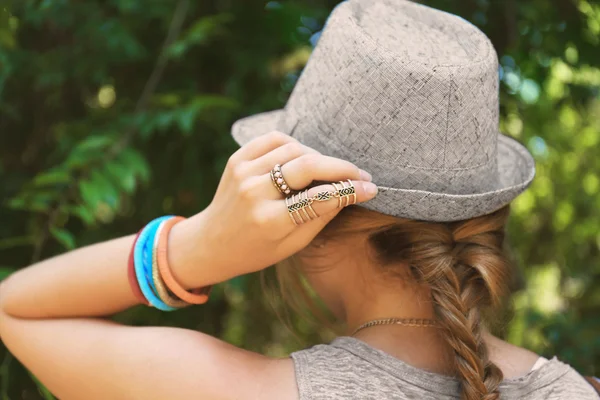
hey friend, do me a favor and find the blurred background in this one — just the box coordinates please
[0,0,599,398]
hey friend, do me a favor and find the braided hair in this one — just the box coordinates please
[310,206,513,400]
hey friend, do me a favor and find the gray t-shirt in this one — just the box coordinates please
[291,337,598,399]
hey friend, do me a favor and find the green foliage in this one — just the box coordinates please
[27,372,54,400]
[0,0,599,397]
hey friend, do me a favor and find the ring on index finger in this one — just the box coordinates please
[285,180,357,226]
[331,180,357,208]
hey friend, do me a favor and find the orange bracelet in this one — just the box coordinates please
[151,221,190,309]
[157,216,211,305]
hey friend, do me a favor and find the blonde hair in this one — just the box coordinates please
[275,205,513,400]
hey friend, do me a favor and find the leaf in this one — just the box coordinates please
[66,136,114,168]
[176,108,196,135]
[189,95,238,117]
[6,192,56,213]
[104,160,136,194]
[79,178,102,210]
[228,276,248,292]
[156,111,175,131]
[0,30,16,49]
[90,169,119,209]
[28,370,56,400]
[74,135,113,153]
[0,236,34,250]
[49,226,75,250]
[70,204,95,225]
[172,95,237,135]
[32,168,70,187]
[6,197,25,209]
[0,266,15,280]
[121,148,150,184]
[0,352,12,400]
[166,14,232,59]
[152,93,181,107]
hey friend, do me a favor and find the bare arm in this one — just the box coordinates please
[0,216,213,320]
[0,219,296,400]
[0,132,377,400]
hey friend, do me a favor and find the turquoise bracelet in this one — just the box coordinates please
[134,215,177,311]
[142,221,163,296]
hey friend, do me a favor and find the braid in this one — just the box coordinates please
[366,206,511,400]
[449,209,510,399]
[424,250,503,400]
[417,208,509,400]
[284,206,514,400]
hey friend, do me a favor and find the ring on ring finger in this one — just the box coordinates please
[270,164,293,196]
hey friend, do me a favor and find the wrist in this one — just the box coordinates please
[167,212,232,289]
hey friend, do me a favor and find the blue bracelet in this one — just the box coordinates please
[134,216,176,311]
[142,221,163,296]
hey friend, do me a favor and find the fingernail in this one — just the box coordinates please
[359,169,372,182]
[363,182,378,198]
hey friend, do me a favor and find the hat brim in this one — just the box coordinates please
[231,109,535,222]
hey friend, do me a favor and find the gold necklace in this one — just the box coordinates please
[351,317,437,336]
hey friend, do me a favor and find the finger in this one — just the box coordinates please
[281,180,378,228]
[246,141,320,176]
[232,131,296,162]
[277,180,378,250]
[281,154,372,190]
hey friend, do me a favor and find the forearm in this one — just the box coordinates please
[0,213,229,320]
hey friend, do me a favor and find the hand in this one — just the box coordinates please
[191,131,378,282]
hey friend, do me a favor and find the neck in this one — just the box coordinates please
[343,276,436,332]
[340,277,456,375]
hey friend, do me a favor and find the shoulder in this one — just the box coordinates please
[484,333,541,378]
[257,357,299,400]
[291,342,370,400]
[291,341,439,400]
[555,364,600,399]
[502,357,600,399]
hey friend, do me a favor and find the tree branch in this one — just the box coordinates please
[31,0,191,263]
[110,0,190,156]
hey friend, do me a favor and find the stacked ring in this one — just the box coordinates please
[286,190,320,225]
[285,180,357,226]
[270,164,292,196]
[331,179,357,208]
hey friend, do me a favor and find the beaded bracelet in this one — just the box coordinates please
[134,216,177,311]
[157,216,211,305]
[127,229,149,305]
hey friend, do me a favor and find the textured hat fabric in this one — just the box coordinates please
[232,0,535,222]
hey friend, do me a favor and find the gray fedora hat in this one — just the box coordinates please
[232,0,535,222]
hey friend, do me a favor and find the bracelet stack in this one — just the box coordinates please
[127,215,211,310]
